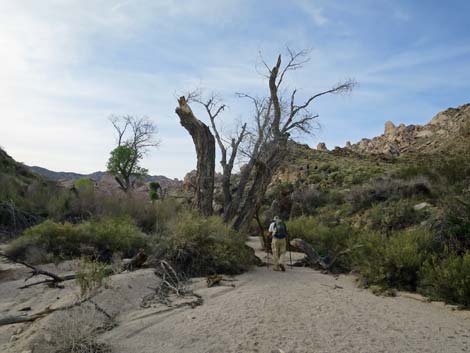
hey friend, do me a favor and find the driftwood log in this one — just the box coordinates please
[123,249,148,271]
[289,238,362,271]
[289,238,329,269]
[0,297,91,327]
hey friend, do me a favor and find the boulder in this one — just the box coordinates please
[384,121,396,136]
[316,142,328,151]
[414,202,430,211]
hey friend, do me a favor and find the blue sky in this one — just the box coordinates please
[1,0,469,178]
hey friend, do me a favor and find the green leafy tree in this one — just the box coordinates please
[149,181,161,203]
[107,145,148,191]
[107,116,159,192]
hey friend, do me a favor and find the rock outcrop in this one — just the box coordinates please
[348,104,470,156]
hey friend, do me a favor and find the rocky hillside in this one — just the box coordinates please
[269,103,470,200]
[317,103,470,156]
[0,148,35,179]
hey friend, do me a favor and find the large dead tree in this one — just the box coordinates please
[192,94,247,220]
[230,49,355,231]
[175,96,215,216]
[175,49,354,227]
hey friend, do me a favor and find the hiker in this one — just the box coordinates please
[268,216,288,272]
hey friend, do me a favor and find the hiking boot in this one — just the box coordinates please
[280,264,286,272]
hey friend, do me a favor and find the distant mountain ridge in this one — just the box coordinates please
[28,166,182,190]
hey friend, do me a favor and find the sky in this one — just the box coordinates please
[1,0,469,179]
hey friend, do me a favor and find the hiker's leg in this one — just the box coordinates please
[279,238,286,266]
[271,238,279,269]
[259,234,265,251]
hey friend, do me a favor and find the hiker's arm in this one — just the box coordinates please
[268,223,275,236]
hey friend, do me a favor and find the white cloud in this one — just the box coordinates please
[0,0,247,178]
[295,0,329,26]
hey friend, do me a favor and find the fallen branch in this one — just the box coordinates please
[0,297,89,327]
[0,252,76,288]
[123,249,148,271]
[289,238,329,269]
[18,274,76,289]
[206,274,237,288]
[142,260,203,309]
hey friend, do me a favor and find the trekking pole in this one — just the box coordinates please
[288,233,293,268]
[266,237,269,269]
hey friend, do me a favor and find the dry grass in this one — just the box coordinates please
[45,304,113,353]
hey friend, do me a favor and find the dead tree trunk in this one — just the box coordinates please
[232,139,287,231]
[175,97,215,216]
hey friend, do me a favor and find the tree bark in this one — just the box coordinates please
[232,139,287,231]
[175,97,215,216]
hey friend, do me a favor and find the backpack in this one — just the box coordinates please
[273,220,287,239]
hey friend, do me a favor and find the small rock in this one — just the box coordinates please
[44,333,52,343]
[15,327,23,335]
[414,202,430,211]
[10,335,18,342]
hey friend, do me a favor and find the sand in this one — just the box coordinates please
[104,239,470,353]
[2,239,470,353]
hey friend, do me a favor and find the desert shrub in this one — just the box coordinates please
[366,200,428,234]
[354,229,434,291]
[153,198,183,235]
[290,185,327,216]
[67,179,96,219]
[419,252,470,307]
[287,216,358,271]
[76,257,111,297]
[432,193,470,254]
[7,220,84,262]
[0,174,23,204]
[265,182,294,219]
[155,212,253,276]
[79,217,147,259]
[433,152,470,188]
[348,176,431,212]
[149,181,161,202]
[7,218,146,263]
[45,305,112,353]
[397,151,470,190]
[327,190,345,205]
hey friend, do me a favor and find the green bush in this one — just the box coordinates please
[7,221,83,262]
[80,217,147,259]
[153,198,182,235]
[290,185,327,216]
[76,257,112,298]
[354,229,434,291]
[154,212,253,276]
[366,200,428,234]
[348,177,431,212]
[433,193,470,254]
[419,252,470,307]
[7,218,146,263]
